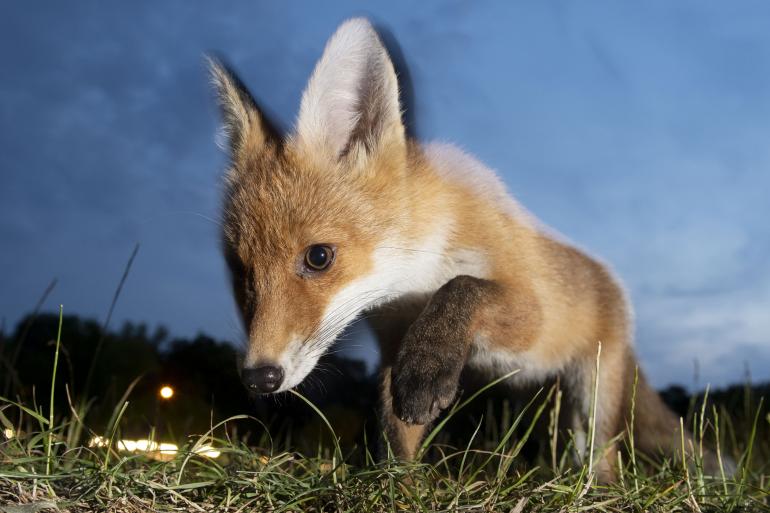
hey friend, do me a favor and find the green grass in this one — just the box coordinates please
[1,311,768,512]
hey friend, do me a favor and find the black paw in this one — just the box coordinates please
[391,354,460,425]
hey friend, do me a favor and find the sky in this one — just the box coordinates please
[1,1,769,389]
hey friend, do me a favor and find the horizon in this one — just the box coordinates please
[2,2,770,389]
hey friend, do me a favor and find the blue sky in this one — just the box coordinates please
[1,1,769,388]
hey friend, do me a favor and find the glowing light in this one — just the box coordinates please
[159,442,178,454]
[87,436,221,459]
[118,439,137,452]
[89,435,107,447]
[194,445,222,458]
[134,439,157,452]
[3,428,14,439]
[159,385,174,399]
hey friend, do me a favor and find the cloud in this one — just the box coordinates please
[635,276,770,388]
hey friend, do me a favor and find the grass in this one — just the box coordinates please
[1,312,768,512]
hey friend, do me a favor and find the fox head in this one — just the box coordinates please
[211,19,430,394]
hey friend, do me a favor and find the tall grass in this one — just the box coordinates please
[1,311,768,512]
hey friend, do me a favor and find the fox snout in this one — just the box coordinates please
[241,364,284,394]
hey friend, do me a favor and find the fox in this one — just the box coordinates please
[209,18,726,482]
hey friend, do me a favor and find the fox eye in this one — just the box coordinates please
[304,244,334,271]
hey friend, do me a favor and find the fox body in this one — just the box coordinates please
[211,19,718,481]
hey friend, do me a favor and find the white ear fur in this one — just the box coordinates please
[295,18,403,164]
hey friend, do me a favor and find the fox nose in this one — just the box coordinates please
[242,365,284,393]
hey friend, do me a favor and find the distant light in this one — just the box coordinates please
[3,428,14,439]
[194,445,222,458]
[89,435,107,447]
[159,385,174,399]
[134,439,156,452]
[87,436,221,459]
[159,442,178,454]
[118,439,138,452]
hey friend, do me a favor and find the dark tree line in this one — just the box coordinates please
[0,313,376,447]
[0,312,766,456]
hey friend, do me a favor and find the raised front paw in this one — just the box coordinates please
[390,351,461,425]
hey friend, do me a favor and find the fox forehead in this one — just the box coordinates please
[222,149,378,263]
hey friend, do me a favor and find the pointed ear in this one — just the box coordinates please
[295,18,404,168]
[207,57,279,158]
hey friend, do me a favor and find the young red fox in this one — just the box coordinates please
[210,18,724,481]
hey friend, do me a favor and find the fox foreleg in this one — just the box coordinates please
[390,275,502,426]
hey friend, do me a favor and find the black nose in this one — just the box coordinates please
[242,365,284,393]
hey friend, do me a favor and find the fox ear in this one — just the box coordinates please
[208,57,279,158]
[295,18,404,168]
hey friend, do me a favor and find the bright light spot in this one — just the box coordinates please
[117,439,137,452]
[3,428,14,439]
[159,386,174,399]
[159,442,178,454]
[194,445,222,458]
[89,435,107,447]
[87,436,221,459]
[134,439,156,452]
